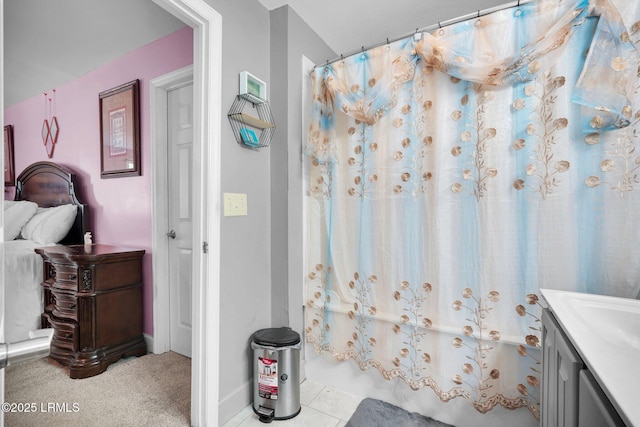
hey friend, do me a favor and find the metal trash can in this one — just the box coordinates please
[251,327,301,423]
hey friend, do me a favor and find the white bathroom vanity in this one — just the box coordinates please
[541,289,639,427]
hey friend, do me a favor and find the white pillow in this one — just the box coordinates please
[4,200,38,240]
[21,204,78,244]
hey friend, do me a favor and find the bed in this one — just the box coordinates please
[4,161,89,343]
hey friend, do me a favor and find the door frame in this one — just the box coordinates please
[151,64,193,356]
[152,1,221,426]
[0,0,5,423]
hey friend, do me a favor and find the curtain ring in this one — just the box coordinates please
[477,10,480,18]
[386,38,390,45]
[438,22,441,29]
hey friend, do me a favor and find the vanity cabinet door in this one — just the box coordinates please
[578,370,625,427]
[542,308,584,427]
[542,309,557,427]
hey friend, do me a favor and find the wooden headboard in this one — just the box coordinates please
[14,161,89,245]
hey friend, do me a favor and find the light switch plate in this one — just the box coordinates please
[223,193,247,216]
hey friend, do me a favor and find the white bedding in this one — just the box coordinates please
[4,240,55,343]
[3,199,79,343]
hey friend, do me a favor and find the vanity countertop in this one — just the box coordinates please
[541,289,640,427]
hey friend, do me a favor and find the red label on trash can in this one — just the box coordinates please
[258,357,278,400]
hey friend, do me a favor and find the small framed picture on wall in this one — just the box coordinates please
[4,125,15,186]
[239,71,267,100]
[99,79,141,178]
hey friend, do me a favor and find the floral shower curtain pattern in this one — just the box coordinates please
[304,0,640,419]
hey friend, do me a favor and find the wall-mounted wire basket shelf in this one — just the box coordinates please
[227,93,275,148]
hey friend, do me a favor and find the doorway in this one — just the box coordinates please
[147,1,224,425]
[0,0,222,425]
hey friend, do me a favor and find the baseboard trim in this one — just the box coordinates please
[218,379,252,425]
[143,333,155,354]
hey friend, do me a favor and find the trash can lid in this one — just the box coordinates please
[253,327,300,347]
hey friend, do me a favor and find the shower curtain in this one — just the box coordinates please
[304,0,640,420]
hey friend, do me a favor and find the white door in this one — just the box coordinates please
[168,82,194,357]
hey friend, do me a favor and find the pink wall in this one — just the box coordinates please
[4,26,194,336]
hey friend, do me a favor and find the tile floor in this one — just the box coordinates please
[223,380,364,426]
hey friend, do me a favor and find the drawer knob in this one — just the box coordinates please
[70,274,77,280]
[69,304,76,310]
[65,333,72,339]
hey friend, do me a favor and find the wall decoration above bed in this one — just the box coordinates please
[4,124,15,186]
[99,79,141,178]
[41,90,59,159]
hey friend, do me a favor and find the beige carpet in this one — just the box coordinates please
[4,351,191,426]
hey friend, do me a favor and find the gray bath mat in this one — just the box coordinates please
[346,398,454,427]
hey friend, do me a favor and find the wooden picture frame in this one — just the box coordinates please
[4,125,15,186]
[99,79,141,178]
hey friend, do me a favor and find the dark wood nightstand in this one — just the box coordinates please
[36,244,146,379]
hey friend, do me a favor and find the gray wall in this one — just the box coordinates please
[214,3,334,424]
[270,5,290,331]
[282,5,334,336]
[269,6,334,334]
[212,2,335,422]
[213,3,334,423]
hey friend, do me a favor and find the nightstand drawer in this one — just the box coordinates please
[49,264,80,291]
[51,291,78,321]
[49,317,78,352]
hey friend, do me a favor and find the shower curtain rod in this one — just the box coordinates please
[316,0,536,69]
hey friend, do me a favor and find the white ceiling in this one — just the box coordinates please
[3,0,185,107]
[4,0,508,107]
[258,0,506,58]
